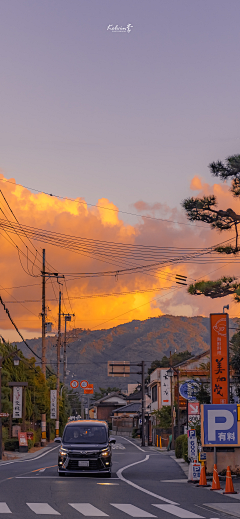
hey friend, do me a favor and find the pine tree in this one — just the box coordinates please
[182,154,240,299]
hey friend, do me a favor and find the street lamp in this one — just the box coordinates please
[13,355,20,367]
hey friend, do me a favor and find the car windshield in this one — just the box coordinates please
[63,425,108,444]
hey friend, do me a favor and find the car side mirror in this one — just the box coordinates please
[54,437,62,443]
[109,437,116,444]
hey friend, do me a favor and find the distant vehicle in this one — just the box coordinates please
[54,420,116,477]
[67,415,81,422]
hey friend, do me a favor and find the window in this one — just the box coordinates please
[152,384,157,402]
[63,425,108,444]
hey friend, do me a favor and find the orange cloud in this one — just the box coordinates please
[0,173,238,342]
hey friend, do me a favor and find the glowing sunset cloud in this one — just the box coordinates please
[0,173,238,341]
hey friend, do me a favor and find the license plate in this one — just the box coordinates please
[78,460,89,467]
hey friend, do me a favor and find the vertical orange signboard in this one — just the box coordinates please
[210,313,229,404]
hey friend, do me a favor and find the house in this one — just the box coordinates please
[112,402,141,437]
[148,351,210,445]
[92,392,127,424]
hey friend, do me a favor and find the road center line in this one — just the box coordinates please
[116,455,178,505]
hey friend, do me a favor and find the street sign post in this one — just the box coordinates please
[202,404,238,446]
[108,361,130,377]
[70,380,79,389]
[179,380,198,402]
[188,429,198,460]
[188,401,200,426]
[80,380,88,389]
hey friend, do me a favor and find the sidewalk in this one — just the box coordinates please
[0,443,56,464]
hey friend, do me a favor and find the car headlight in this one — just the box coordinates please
[101,447,111,457]
[59,447,68,456]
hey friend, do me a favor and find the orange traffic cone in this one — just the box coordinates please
[197,463,209,487]
[210,464,222,490]
[223,466,238,494]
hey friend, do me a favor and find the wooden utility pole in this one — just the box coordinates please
[56,290,61,437]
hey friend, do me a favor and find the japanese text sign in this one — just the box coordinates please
[203,404,238,445]
[160,369,171,406]
[13,386,22,419]
[18,432,28,446]
[50,390,57,419]
[210,313,229,404]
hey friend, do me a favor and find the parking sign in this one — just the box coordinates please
[203,404,238,445]
[188,429,198,460]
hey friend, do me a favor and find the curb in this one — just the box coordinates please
[0,444,55,464]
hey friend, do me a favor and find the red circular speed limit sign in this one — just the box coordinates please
[70,380,79,389]
[80,380,88,388]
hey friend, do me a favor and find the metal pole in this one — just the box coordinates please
[141,360,145,447]
[56,290,61,437]
[63,316,67,385]
[0,357,2,460]
[214,446,217,466]
[171,374,174,449]
[41,249,46,377]
[177,369,180,437]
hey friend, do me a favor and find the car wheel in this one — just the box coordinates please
[59,472,65,477]
[106,472,112,478]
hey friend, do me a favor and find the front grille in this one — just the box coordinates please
[69,452,99,459]
[67,459,104,470]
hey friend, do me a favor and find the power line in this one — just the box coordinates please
[0,177,211,229]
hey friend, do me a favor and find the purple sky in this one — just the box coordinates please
[0,0,240,219]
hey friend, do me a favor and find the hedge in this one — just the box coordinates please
[175,434,188,462]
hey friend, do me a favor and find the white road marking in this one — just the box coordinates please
[118,436,146,452]
[37,469,46,475]
[0,503,12,513]
[69,503,108,516]
[116,456,178,505]
[112,444,125,450]
[204,503,240,515]
[0,446,59,466]
[153,505,204,518]
[111,504,156,517]
[27,503,60,515]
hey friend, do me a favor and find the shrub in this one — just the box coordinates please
[4,438,19,451]
[175,434,185,458]
[182,434,188,462]
[28,439,34,450]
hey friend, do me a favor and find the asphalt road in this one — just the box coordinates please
[0,437,239,518]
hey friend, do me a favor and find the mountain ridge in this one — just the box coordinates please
[15,314,238,391]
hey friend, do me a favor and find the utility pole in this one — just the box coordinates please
[62,313,75,385]
[56,290,61,438]
[42,249,46,377]
[141,360,145,447]
[41,249,46,445]
[41,249,59,445]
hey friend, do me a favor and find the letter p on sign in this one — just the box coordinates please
[208,409,234,441]
[203,404,238,445]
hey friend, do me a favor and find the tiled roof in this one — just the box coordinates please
[113,402,141,414]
